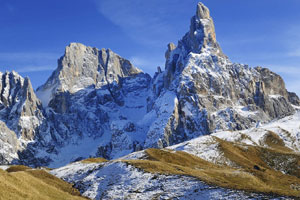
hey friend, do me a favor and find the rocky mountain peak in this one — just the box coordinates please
[37,43,142,107]
[0,71,40,112]
[196,2,210,19]
[149,1,299,149]
[163,2,226,89]
[176,2,225,58]
[0,70,43,142]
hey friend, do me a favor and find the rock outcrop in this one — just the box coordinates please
[182,2,225,58]
[288,92,300,106]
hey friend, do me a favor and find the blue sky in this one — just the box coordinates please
[1,0,300,95]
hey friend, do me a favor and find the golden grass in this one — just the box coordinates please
[27,170,82,196]
[125,143,300,197]
[81,157,107,163]
[216,138,300,195]
[263,131,293,152]
[0,168,87,200]
[216,137,300,176]
[6,165,31,173]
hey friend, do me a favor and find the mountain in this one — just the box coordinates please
[33,43,152,166]
[148,2,297,148]
[36,43,143,107]
[0,2,298,168]
[0,1,300,199]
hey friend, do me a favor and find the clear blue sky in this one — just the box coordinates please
[1,0,300,95]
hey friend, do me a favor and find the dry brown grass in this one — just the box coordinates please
[81,157,107,163]
[216,137,300,195]
[216,137,300,176]
[125,143,300,197]
[263,131,293,152]
[27,170,82,196]
[6,165,31,173]
[0,168,87,200]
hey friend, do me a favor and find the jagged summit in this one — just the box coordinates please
[176,2,225,58]
[0,71,42,134]
[36,42,143,107]
[196,2,210,19]
[163,2,226,88]
[0,70,44,164]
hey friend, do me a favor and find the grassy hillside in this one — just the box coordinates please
[125,141,300,197]
[0,166,87,200]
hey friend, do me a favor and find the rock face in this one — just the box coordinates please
[0,71,44,164]
[0,71,43,140]
[0,121,20,164]
[0,2,299,167]
[184,3,225,58]
[36,43,142,108]
[32,43,152,166]
[288,92,300,106]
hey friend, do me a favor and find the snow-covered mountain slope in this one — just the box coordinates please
[0,71,44,140]
[3,43,153,167]
[51,110,300,199]
[0,122,20,164]
[170,109,300,168]
[51,160,287,200]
